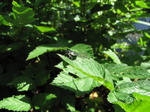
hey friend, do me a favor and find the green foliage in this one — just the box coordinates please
[34,25,56,33]
[53,54,114,90]
[0,0,150,112]
[0,95,31,111]
[104,63,150,79]
[108,80,150,103]
[115,93,150,112]
[27,45,68,60]
[103,49,121,64]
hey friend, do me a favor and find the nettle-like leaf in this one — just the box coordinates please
[116,93,150,112]
[104,63,150,79]
[32,93,57,110]
[8,75,35,91]
[52,72,100,95]
[58,55,113,83]
[108,80,150,104]
[51,54,114,95]
[27,45,68,60]
[0,95,31,111]
[12,1,35,26]
[27,43,93,60]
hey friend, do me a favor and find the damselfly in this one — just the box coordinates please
[65,50,92,59]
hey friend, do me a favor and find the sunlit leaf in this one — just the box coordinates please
[103,49,121,64]
[143,32,150,38]
[116,93,150,112]
[69,44,94,58]
[104,63,150,79]
[52,55,114,91]
[135,1,149,8]
[34,25,56,33]
[72,1,80,7]
[108,80,150,104]
[52,72,100,95]
[0,95,31,111]
[27,45,68,60]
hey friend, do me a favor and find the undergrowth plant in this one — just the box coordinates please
[0,0,150,112]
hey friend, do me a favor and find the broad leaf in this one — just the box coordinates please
[116,93,150,112]
[0,95,31,111]
[27,45,68,60]
[55,62,88,78]
[52,55,114,91]
[104,63,150,79]
[52,72,100,95]
[108,80,150,104]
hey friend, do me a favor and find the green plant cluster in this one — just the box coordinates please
[1,0,150,112]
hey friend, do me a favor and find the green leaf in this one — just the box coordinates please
[108,80,150,104]
[135,1,149,8]
[0,95,31,111]
[103,49,121,64]
[34,25,56,33]
[69,43,94,58]
[104,63,150,79]
[108,90,135,104]
[27,45,68,60]
[52,55,114,91]
[116,93,150,112]
[32,93,57,110]
[8,75,35,91]
[55,62,88,78]
[12,1,35,26]
[52,72,101,95]
[143,32,150,38]
[72,1,80,7]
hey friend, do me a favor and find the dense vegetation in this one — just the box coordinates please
[1,0,150,112]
